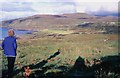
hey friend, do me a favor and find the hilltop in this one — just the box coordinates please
[1,13,118,31]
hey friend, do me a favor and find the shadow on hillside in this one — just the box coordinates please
[29,55,120,78]
[29,49,60,69]
[2,49,60,78]
[66,56,94,78]
[2,53,120,78]
[92,55,120,78]
[28,56,90,78]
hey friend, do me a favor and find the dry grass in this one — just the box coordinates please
[1,31,119,77]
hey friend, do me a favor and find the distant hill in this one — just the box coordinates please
[1,13,118,30]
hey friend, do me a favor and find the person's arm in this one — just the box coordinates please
[13,38,17,50]
[1,40,4,49]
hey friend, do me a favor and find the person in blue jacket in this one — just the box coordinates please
[2,29,17,77]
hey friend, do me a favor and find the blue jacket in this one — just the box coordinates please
[2,36,17,57]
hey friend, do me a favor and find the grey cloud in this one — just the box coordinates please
[1,2,35,12]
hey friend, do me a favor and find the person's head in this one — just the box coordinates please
[8,29,15,36]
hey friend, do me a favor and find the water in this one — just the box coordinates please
[0,27,33,40]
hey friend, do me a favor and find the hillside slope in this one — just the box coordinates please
[1,13,118,30]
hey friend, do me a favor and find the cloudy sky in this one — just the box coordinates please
[0,0,119,21]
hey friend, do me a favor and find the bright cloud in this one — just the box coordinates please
[31,2,76,14]
[0,0,119,21]
[0,0,119,2]
[0,11,37,21]
[75,2,118,13]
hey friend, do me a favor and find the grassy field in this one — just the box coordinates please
[0,12,119,77]
[1,29,119,77]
